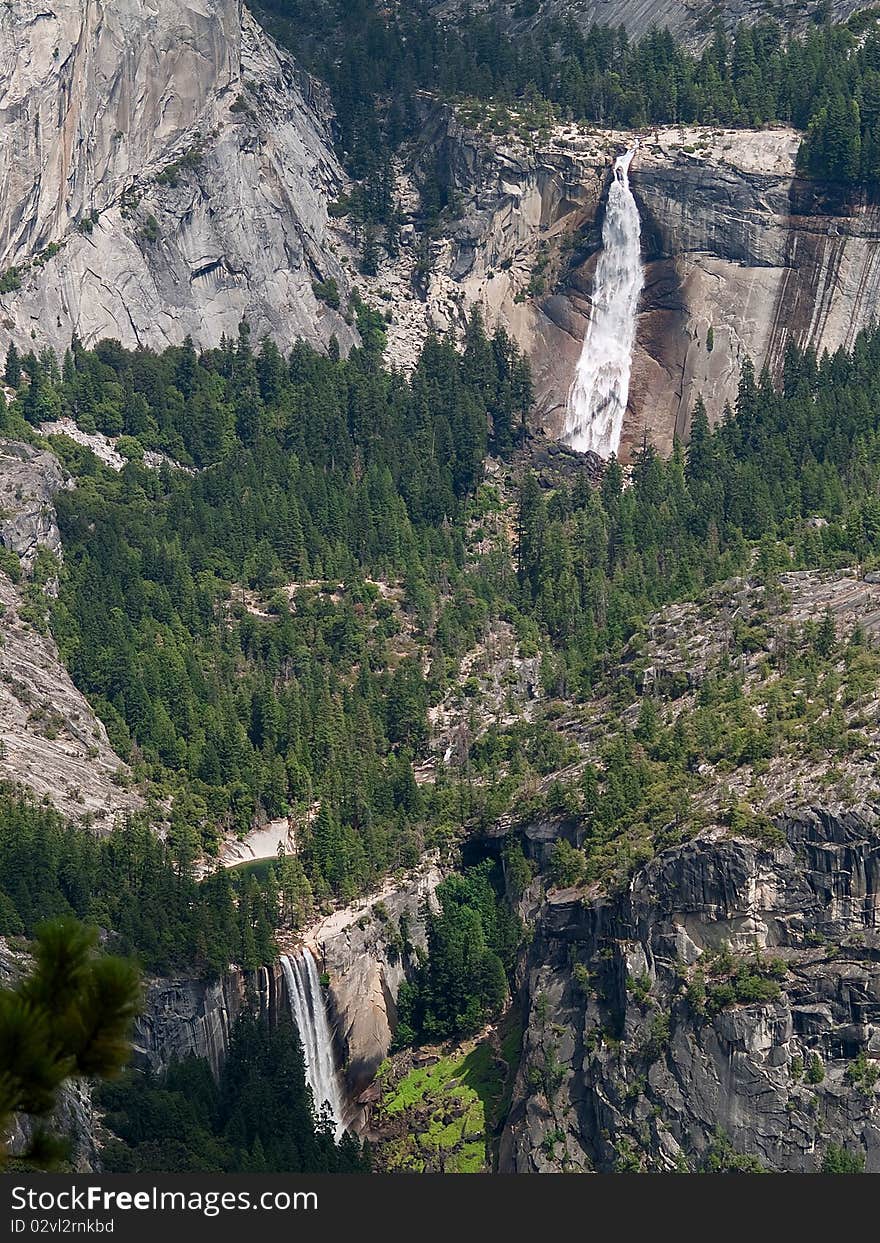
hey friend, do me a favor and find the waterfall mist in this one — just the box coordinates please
[281,949,347,1140]
[565,146,643,458]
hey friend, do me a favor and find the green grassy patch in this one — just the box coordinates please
[375,1026,520,1173]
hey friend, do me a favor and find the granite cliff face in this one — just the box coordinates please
[0,439,141,822]
[0,0,355,355]
[411,109,605,436]
[415,112,880,460]
[428,0,871,48]
[133,963,283,1078]
[501,808,880,1172]
[133,864,442,1106]
[6,3,879,455]
[309,863,444,1100]
[627,131,880,457]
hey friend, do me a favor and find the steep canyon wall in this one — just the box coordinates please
[0,1,356,355]
[133,863,443,1103]
[418,115,880,460]
[500,808,880,1173]
[4,6,880,462]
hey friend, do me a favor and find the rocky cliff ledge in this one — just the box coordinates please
[501,808,880,1172]
[133,962,284,1079]
[0,440,69,570]
[0,439,141,822]
[133,863,443,1101]
[427,0,870,51]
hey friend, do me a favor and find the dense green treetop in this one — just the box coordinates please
[6,312,880,981]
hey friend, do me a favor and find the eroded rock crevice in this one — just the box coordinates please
[501,809,880,1172]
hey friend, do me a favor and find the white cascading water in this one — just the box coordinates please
[280,949,347,1140]
[565,146,643,458]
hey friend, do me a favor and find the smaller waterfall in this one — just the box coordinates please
[565,146,643,458]
[280,950,347,1140]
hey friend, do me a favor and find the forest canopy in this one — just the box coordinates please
[99,1012,369,1173]
[5,322,880,969]
[253,1,880,187]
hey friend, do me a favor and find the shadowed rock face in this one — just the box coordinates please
[500,809,880,1173]
[133,963,284,1079]
[0,1,356,355]
[131,865,443,1118]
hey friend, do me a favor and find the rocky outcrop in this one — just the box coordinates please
[215,816,295,870]
[307,863,444,1097]
[0,1,356,356]
[5,1079,97,1172]
[501,809,880,1172]
[0,439,70,570]
[625,130,880,457]
[37,419,191,474]
[428,0,870,49]
[134,864,443,1096]
[412,108,606,437]
[0,572,143,822]
[133,962,284,1078]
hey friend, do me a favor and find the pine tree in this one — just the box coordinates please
[4,343,21,388]
[815,607,837,658]
[686,397,713,482]
[0,919,141,1169]
[360,227,380,277]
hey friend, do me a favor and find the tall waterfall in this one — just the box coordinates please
[565,146,643,458]
[280,950,347,1140]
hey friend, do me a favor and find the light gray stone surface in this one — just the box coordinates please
[0,438,141,822]
[414,114,880,460]
[309,863,444,1095]
[0,2,356,356]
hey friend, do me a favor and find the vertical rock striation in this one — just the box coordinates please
[308,863,444,1099]
[132,962,284,1079]
[414,114,880,461]
[0,1,356,355]
[501,809,880,1172]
